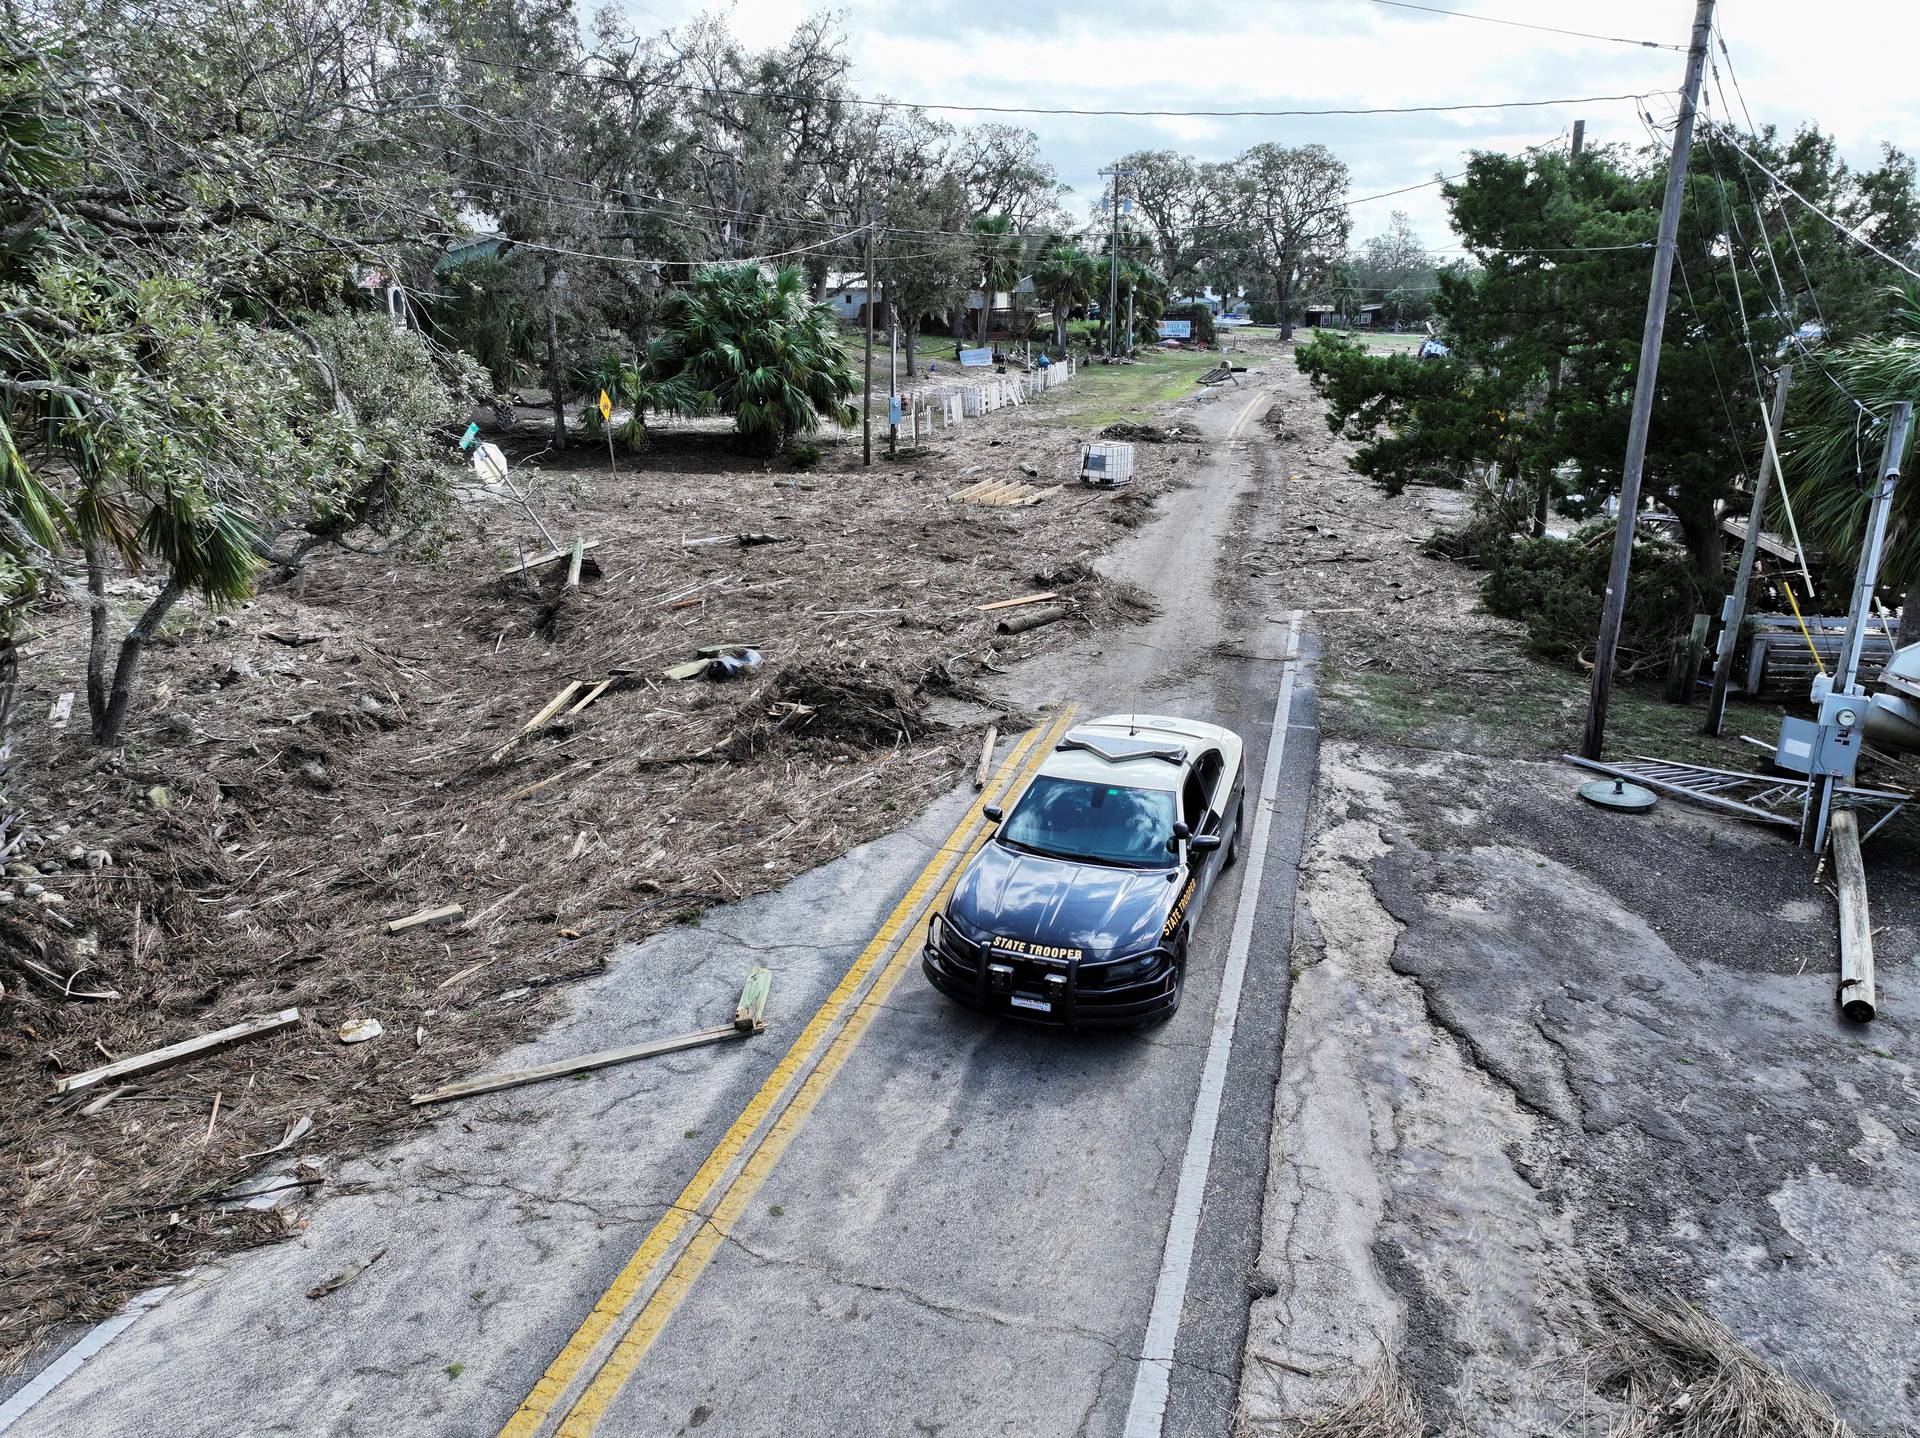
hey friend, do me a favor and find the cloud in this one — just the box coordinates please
[637,0,1920,248]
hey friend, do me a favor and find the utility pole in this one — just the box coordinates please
[1102,165,1125,359]
[888,281,899,459]
[1536,119,1586,537]
[1579,0,1716,760]
[862,214,875,467]
[1704,364,1792,734]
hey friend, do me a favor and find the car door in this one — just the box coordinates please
[1181,748,1226,916]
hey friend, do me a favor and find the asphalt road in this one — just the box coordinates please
[4,370,1317,1438]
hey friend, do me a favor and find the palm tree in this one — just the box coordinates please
[972,215,1021,345]
[1781,295,1920,640]
[646,265,858,455]
[1033,237,1097,351]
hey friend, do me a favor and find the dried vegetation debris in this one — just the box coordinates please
[0,399,1181,1366]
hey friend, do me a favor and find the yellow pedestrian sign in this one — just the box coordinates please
[598,389,613,422]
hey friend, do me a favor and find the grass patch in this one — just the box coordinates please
[1241,1355,1421,1438]
[1322,654,1781,768]
[1057,349,1223,428]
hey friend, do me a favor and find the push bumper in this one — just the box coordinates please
[921,929,1178,1028]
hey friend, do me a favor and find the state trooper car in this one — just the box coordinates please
[922,715,1245,1027]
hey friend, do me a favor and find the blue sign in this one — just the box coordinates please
[888,395,903,425]
[959,347,994,367]
[1158,319,1192,340]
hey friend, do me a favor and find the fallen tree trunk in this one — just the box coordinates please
[996,604,1068,635]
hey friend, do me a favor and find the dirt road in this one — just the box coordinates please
[3,363,1318,1438]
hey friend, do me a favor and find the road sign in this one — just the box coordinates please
[598,390,613,422]
[459,422,480,450]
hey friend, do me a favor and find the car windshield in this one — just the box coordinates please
[998,776,1176,867]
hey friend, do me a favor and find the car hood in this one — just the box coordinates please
[951,840,1174,958]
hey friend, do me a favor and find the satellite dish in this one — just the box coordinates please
[472,442,510,485]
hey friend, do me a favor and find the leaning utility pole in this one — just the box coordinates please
[1580,0,1716,760]
[1704,364,1793,734]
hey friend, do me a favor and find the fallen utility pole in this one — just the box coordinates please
[1580,0,1717,760]
[1705,364,1793,734]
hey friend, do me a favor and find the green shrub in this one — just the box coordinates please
[787,443,822,471]
[1481,530,1710,679]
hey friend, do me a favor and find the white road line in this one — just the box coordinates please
[1122,610,1304,1438]
[0,1284,175,1434]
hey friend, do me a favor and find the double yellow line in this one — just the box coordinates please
[501,704,1079,1438]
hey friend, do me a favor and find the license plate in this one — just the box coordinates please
[1009,994,1052,1013]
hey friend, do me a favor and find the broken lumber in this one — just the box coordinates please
[409,1025,751,1106]
[663,659,709,681]
[487,680,584,762]
[996,604,1069,635]
[975,592,1056,613]
[52,1009,301,1095]
[975,724,998,789]
[565,536,585,588]
[566,678,614,716]
[499,540,602,578]
[1832,809,1876,1022]
[49,692,74,730]
[1013,485,1062,507]
[734,965,772,1032]
[386,904,463,934]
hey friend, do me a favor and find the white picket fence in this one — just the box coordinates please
[892,356,1076,444]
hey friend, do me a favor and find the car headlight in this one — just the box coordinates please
[1102,950,1163,985]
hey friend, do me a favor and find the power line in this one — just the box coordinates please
[385,42,1660,121]
[1364,0,1684,52]
[1709,125,1920,286]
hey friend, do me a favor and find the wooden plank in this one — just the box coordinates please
[565,536,585,588]
[1013,484,1063,507]
[1832,810,1876,1023]
[974,724,998,790]
[566,679,614,716]
[386,904,464,934]
[499,540,602,578]
[52,1009,301,1095]
[487,681,585,762]
[947,479,997,501]
[975,592,1058,613]
[733,966,773,1032]
[663,659,709,681]
[408,1025,750,1106]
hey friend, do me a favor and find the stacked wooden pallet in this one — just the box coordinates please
[948,477,1061,507]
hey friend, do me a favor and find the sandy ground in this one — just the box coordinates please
[0,356,1199,1367]
[1234,353,1920,1434]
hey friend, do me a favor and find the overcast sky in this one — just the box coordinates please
[624,0,1920,252]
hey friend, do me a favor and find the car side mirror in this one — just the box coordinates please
[982,804,1003,823]
[1190,833,1222,854]
[1167,821,1191,854]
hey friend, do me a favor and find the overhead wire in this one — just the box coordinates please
[382,40,1667,120]
[1362,0,1684,52]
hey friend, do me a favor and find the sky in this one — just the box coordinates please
[619,0,1920,253]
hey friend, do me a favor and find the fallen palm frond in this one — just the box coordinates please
[1589,1283,1852,1438]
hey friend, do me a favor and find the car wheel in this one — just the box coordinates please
[1224,803,1244,868]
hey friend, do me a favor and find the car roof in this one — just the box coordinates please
[1031,716,1237,793]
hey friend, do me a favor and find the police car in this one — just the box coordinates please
[922,715,1245,1027]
